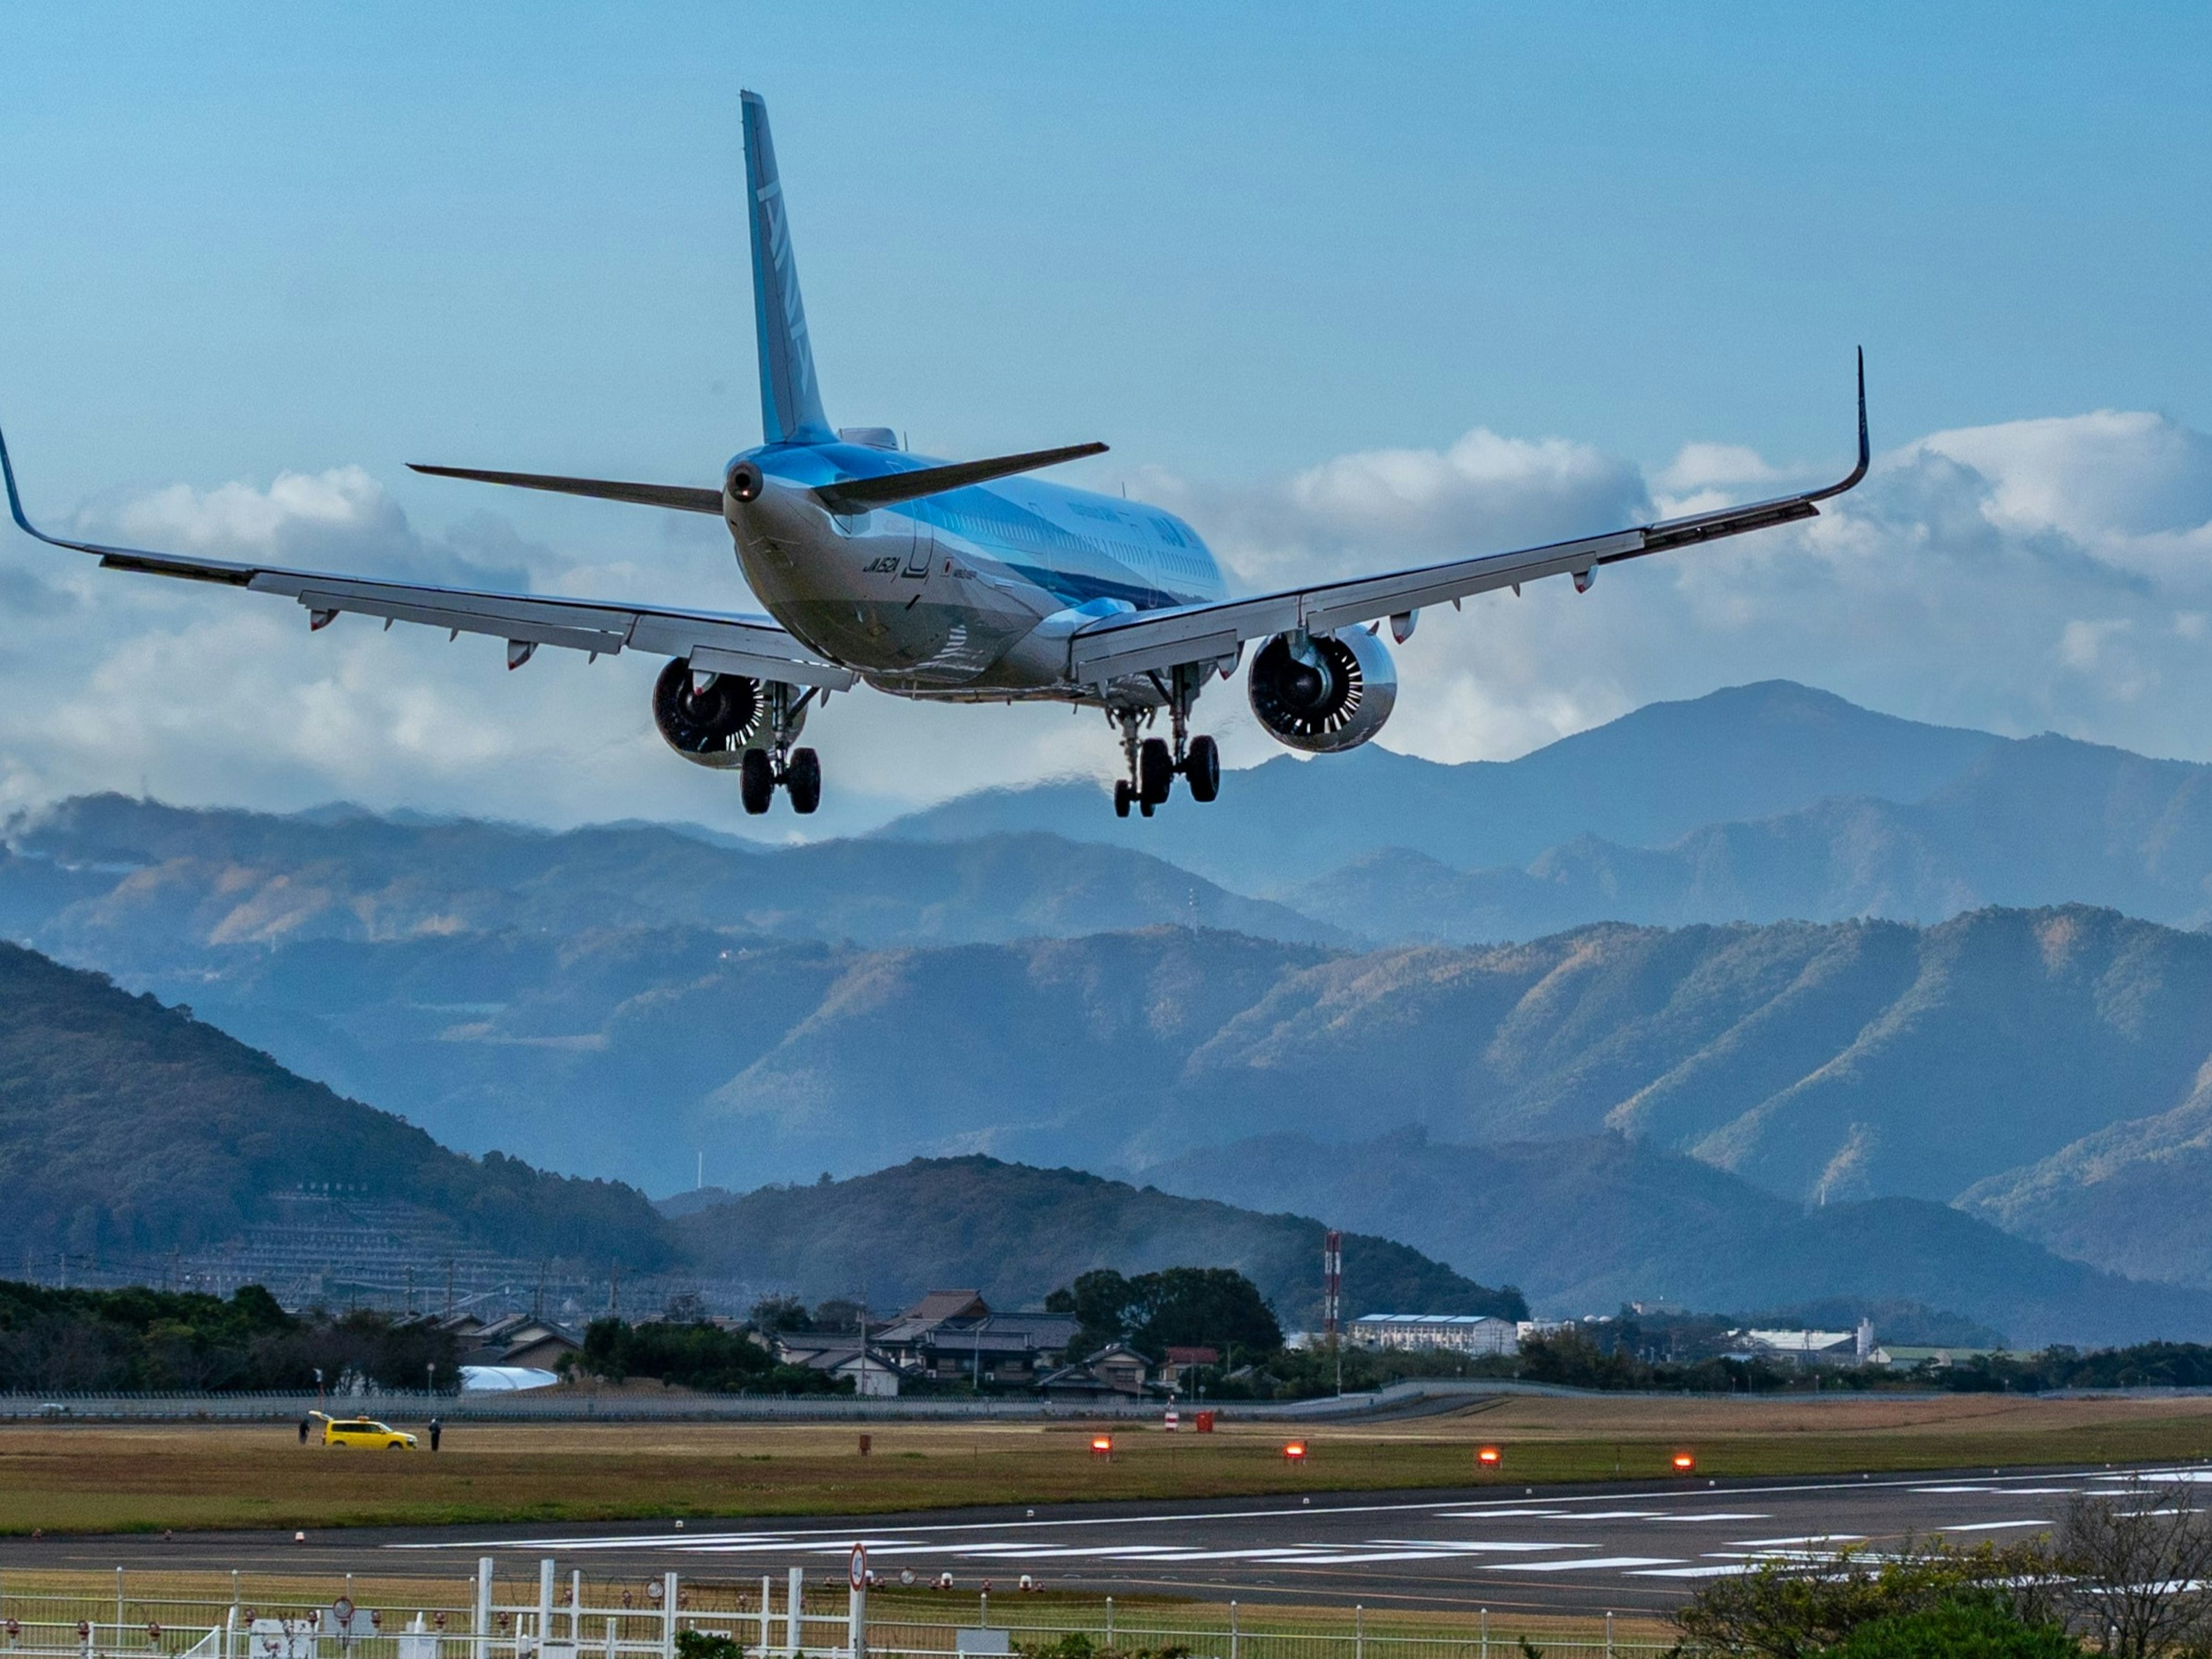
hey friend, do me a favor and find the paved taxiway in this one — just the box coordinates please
[8,1465,2207,1616]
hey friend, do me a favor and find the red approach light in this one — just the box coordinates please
[1090,1435,1113,1457]
[1477,1445,1502,1468]
[1283,1441,1308,1462]
[1672,1451,1697,1472]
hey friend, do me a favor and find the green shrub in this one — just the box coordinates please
[1819,1596,2081,1658]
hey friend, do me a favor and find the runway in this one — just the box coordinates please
[9,1463,2206,1616]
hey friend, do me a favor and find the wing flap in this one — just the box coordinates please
[1069,353,1870,683]
[2,420,855,690]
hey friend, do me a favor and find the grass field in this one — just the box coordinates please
[3,1392,2211,1535]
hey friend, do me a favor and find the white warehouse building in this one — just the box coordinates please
[1348,1313,1520,1355]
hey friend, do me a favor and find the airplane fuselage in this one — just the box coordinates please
[727,439,1226,703]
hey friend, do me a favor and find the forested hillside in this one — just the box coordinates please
[671,1156,1526,1327]
[0,942,669,1268]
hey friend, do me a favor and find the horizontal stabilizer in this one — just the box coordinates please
[814,441,1107,515]
[408,464,724,516]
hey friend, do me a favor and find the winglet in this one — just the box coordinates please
[0,416,41,541]
[1806,347,1869,503]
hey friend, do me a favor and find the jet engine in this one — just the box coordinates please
[1245,628,1397,753]
[652,657,766,767]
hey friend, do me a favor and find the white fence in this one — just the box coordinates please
[0,1560,1679,1659]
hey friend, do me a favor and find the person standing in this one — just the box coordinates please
[428,1416,442,1453]
[298,1416,310,1445]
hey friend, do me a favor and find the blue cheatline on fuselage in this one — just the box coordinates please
[740,440,1226,615]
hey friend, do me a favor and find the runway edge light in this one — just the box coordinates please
[1477,1445,1502,1469]
[1672,1451,1696,1472]
[1090,1434,1113,1458]
[1284,1441,1308,1462]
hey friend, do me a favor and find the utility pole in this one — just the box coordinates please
[1324,1230,1344,1396]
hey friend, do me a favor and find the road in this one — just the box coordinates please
[10,1463,2208,1616]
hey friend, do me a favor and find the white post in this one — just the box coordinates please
[1478,1609,1487,1659]
[1604,1612,1612,1659]
[662,1576,678,1659]
[571,1573,583,1645]
[783,1570,802,1659]
[844,1581,863,1659]
[1104,1599,1113,1650]
[1354,1606,1362,1659]
[226,1604,238,1659]
[476,1561,495,1659]
[538,1562,556,1659]
[759,1579,772,1659]
[1229,1602,1238,1659]
[605,1618,616,1659]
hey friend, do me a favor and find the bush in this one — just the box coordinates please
[1819,1597,2081,1658]
[1674,1541,2055,1659]
[675,1634,743,1659]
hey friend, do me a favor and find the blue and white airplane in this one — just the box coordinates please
[1,92,1866,819]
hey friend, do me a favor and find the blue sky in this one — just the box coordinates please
[3,3,2211,832]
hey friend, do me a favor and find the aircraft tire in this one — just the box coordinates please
[786,748,822,815]
[1184,735,1221,803]
[1139,738,1175,805]
[740,749,776,815]
[1113,779,1132,818]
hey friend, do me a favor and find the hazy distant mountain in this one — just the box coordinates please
[672,1156,1525,1328]
[0,940,669,1270]
[1140,1128,2212,1349]
[880,681,2003,891]
[1286,734,2212,942]
[3,796,1341,957]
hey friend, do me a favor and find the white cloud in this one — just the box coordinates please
[6,405,2212,833]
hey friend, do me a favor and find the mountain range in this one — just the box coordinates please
[1143,1129,2212,1349]
[15,679,2212,1339]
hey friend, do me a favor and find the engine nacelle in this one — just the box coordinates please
[1246,628,1397,753]
[652,657,767,768]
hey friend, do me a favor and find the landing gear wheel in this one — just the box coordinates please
[1139,737,1175,805]
[785,748,821,815]
[1183,734,1221,803]
[739,748,775,815]
[1113,779,1133,819]
[1139,797,1156,817]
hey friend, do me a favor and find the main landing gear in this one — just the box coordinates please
[1111,688,1221,819]
[740,683,822,816]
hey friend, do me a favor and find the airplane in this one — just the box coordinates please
[1,91,1868,820]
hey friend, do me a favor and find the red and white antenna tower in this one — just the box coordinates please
[1322,1229,1343,1340]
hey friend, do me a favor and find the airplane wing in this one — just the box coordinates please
[1067,354,1870,686]
[0,425,857,690]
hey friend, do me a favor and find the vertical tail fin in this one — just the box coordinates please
[741,91,832,445]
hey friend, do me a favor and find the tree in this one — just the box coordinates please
[2054,1480,2212,1658]
[1049,1267,1282,1362]
[749,1294,810,1333]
